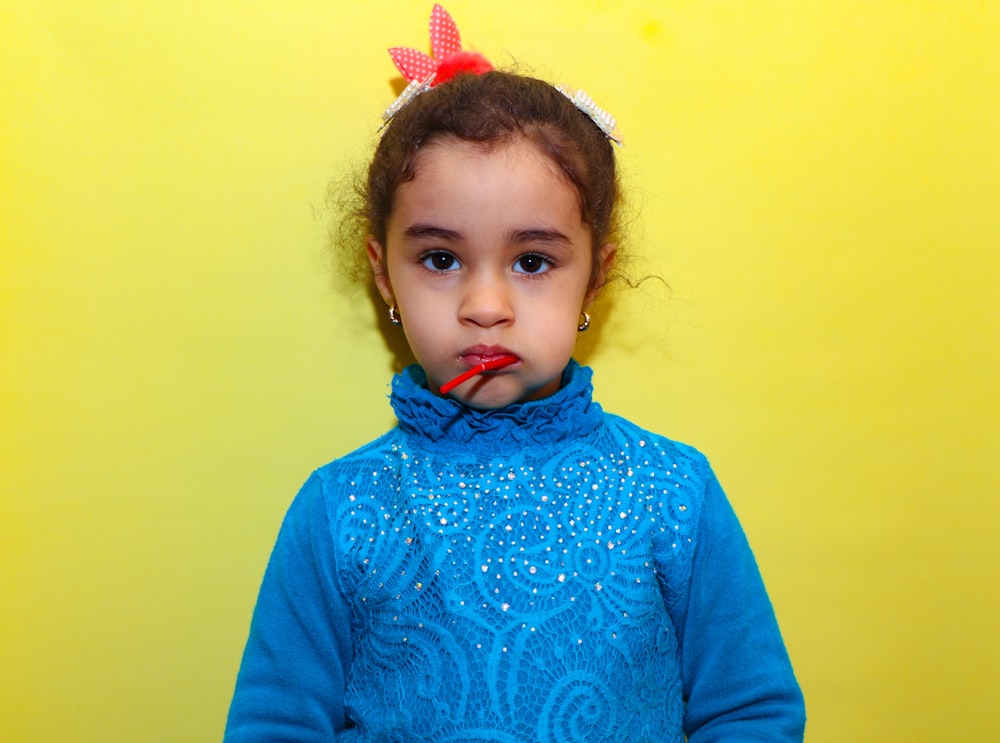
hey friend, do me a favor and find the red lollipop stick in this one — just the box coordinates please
[439,354,519,394]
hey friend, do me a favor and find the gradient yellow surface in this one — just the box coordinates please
[2,1,998,741]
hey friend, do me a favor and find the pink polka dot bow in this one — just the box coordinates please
[388,4,493,87]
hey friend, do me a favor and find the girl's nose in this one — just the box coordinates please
[459,274,514,328]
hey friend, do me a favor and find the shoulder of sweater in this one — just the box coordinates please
[600,413,711,473]
[307,427,403,481]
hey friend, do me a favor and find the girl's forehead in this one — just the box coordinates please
[387,136,591,245]
[405,135,582,211]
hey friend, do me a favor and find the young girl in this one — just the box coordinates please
[225,7,804,742]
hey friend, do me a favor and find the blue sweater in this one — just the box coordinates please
[224,362,804,741]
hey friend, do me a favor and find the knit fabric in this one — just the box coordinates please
[224,362,805,742]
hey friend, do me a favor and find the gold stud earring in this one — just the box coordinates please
[577,311,591,332]
[388,305,401,325]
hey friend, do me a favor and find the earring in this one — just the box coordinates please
[388,304,401,325]
[577,311,591,332]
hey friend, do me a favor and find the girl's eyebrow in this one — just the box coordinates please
[510,228,573,246]
[403,224,574,246]
[403,223,462,241]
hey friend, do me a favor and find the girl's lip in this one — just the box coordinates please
[458,346,519,367]
[439,352,519,394]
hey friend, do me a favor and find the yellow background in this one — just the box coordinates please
[2,1,997,740]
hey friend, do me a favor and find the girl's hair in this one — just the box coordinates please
[353,70,623,285]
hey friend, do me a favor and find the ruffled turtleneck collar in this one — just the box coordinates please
[390,360,604,454]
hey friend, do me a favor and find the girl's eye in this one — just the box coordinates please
[513,253,552,274]
[421,251,459,272]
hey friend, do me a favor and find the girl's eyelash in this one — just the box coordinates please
[418,250,460,272]
[415,250,557,274]
[513,252,556,275]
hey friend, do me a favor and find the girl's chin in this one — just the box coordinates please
[441,378,562,410]
[438,386,521,410]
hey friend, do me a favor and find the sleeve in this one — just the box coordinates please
[678,473,806,742]
[223,472,354,742]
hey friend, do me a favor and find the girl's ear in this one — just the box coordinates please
[366,236,396,307]
[585,242,618,305]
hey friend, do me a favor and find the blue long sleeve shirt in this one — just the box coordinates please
[225,363,805,741]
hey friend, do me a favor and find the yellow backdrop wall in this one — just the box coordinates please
[2,1,998,741]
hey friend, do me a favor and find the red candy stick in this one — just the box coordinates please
[439,354,518,394]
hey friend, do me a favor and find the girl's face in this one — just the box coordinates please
[368,136,615,410]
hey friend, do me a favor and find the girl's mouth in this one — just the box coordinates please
[440,353,519,394]
[458,345,517,366]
